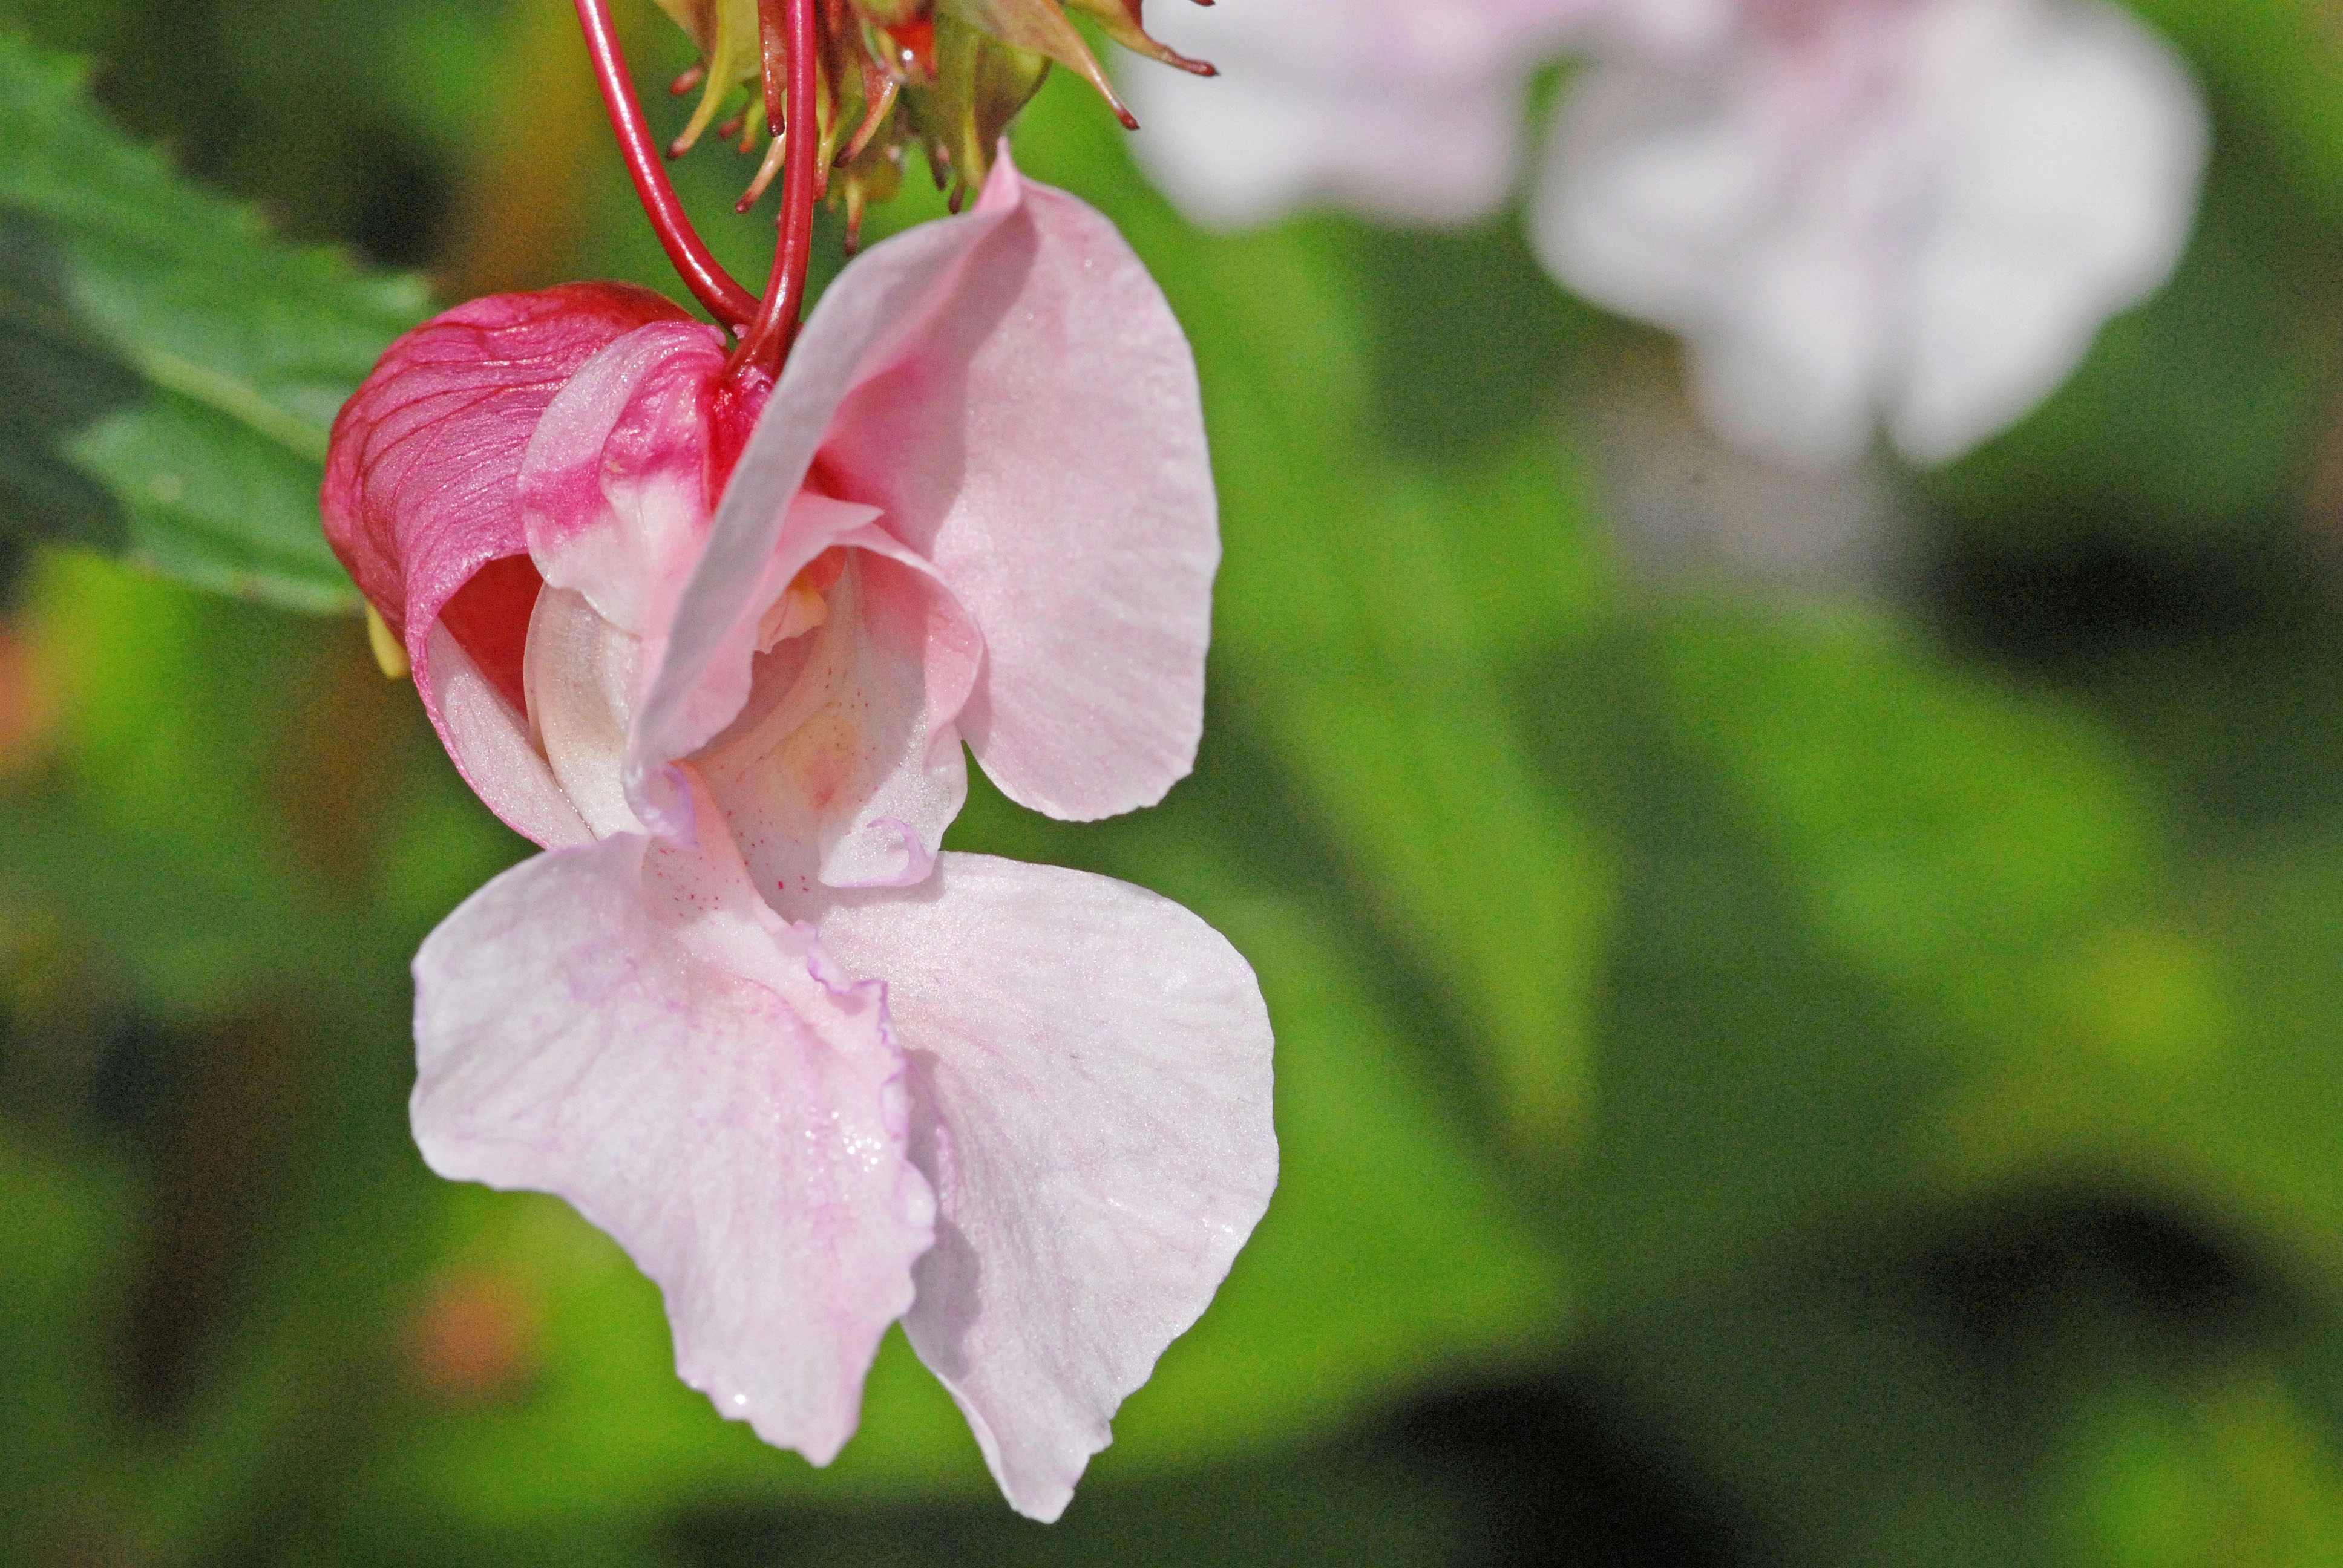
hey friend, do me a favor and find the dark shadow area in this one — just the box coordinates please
[1912,1189,2280,1357]
[1399,1377,1749,1568]
[0,220,142,606]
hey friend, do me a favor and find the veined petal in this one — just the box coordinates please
[816,155,1219,822]
[320,283,688,844]
[410,774,937,1463]
[812,853,1277,1521]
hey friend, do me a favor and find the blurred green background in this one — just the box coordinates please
[9,1,2343,1563]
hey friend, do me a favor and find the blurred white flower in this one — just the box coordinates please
[1534,0,2210,467]
[1120,0,1725,226]
[1121,0,2209,469]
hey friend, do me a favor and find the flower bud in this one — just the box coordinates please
[651,0,1211,220]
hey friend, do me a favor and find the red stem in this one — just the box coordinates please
[573,0,759,330]
[728,0,821,384]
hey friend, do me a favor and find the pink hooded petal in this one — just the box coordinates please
[816,156,1219,822]
[410,774,937,1463]
[811,853,1277,1521]
[321,283,688,842]
[695,523,981,905]
[520,320,730,636]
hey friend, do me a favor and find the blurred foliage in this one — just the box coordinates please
[0,37,424,612]
[8,1,2343,1566]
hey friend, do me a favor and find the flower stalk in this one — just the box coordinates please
[572,0,758,330]
[730,0,821,384]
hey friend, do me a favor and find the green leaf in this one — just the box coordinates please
[0,1128,134,1550]
[0,34,425,610]
[1653,600,2158,1039]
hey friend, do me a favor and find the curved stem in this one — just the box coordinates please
[729,0,821,382]
[573,0,759,329]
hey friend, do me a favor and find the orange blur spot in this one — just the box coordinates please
[0,624,59,777]
[409,1269,544,1403]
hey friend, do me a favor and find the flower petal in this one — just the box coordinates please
[519,319,730,637]
[632,194,1022,819]
[321,283,688,841]
[1532,0,2206,468]
[410,774,937,1463]
[425,620,591,849]
[521,585,649,840]
[811,853,1278,1521]
[695,523,981,904]
[1118,0,1577,227]
[1887,0,2207,462]
[815,154,1220,822]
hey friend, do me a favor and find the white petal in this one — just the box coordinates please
[411,780,936,1463]
[813,853,1277,1520]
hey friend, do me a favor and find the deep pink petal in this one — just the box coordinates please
[321,283,689,842]
[811,853,1278,1520]
[519,320,729,637]
[816,154,1220,822]
[410,773,937,1463]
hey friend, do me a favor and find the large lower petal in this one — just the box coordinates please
[410,786,936,1463]
[812,854,1277,1520]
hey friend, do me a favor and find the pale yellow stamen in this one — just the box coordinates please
[755,570,832,652]
[365,604,411,679]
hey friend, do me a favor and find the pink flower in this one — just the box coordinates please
[1534,0,2210,466]
[323,155,1276,1521]
[1121,0,2205,468]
